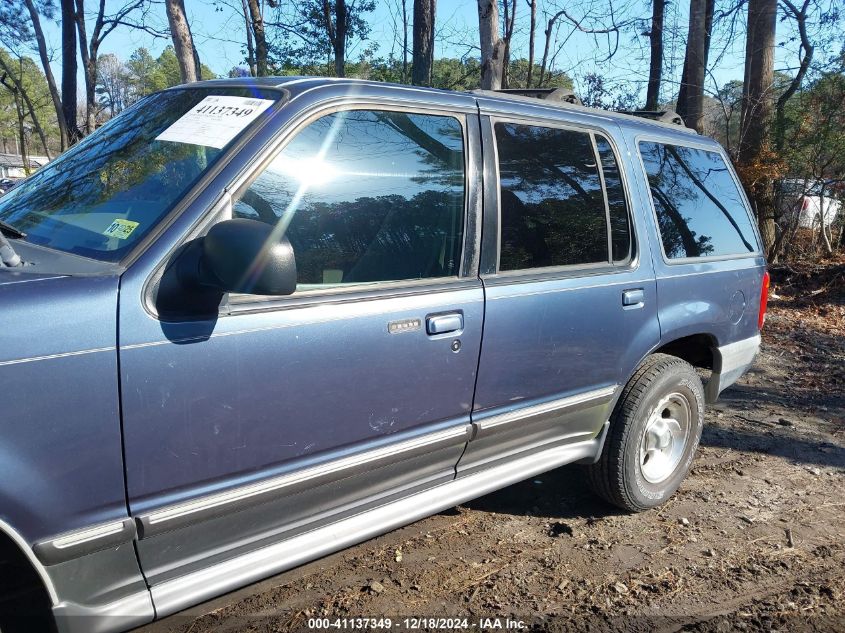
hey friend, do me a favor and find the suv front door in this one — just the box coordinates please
[118,97,483,603]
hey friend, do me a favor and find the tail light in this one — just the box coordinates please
[801,197,810,211]
[758,271,770,330]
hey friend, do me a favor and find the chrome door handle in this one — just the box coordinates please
[622,288,645,307]
[426,313,464,335]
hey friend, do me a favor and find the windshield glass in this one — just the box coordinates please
[0,87,279,262]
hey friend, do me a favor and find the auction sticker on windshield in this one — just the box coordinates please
[155,95,275,149]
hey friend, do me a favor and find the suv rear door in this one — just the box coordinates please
[117,90,484,601]
[459,102,661,474]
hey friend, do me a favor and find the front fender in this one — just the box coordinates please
[0,275,126,543]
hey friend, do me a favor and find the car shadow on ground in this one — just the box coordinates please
[720,374,845,415]
[458,425,845,520]
[457,464,620,520]
[455,416,843,521]
[700,423,845,469]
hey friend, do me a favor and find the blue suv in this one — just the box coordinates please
[0,78,767,633]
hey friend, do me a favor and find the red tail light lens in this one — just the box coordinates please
[758,271,770,330]
[801,197,810,210]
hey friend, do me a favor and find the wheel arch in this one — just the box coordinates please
[614,332,718,415]
[651,333,717,371]
[0,518,58,606]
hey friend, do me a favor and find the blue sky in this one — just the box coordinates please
[35,0,808,104]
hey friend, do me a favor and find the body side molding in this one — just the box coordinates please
[137,425,472,537]
[33,519,137,566]
[31,386,616,567]
[473,385,618,433]
[150,434,602,617]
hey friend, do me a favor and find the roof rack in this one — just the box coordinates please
[616,109,685,126]
[492,91,686,127]
[473,88,697,134]
[492,88,583,106]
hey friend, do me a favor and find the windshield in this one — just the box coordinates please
[0,87,280,262]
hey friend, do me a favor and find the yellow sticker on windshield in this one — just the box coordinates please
[103,219,139,240]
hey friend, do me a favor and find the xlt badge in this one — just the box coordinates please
[388,318,422,334]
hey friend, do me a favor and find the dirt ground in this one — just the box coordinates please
[141,260,845,633]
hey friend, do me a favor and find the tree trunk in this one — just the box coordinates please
[73,0,96,134]
[23,95,52,159]
[165,0,199,83]
[241,0,257,75]
[526,0,536,88]
[61,0,80,143]
[538,11,565,88]
[738,0,778,258]
[22,0,69,150]
[12,92,30,175]
[500,0,516,89]
[411,0,435,86]
[774,1,813,152]
[676,0,713,132]
[334,0,347,77]
[246,0,268,76]
[818,187,833,255]
[0,59,52,158]
[645,0,665,110]
[402,0,409,82]
[83,56,97,134]
[477,0,504,90]
[19,84,51,158]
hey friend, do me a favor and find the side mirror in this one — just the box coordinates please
[199,218,297,295]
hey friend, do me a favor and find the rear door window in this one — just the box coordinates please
[495,122,609,270]
[494,123,632,271]
[232,109,466,288]
[639,142,759,259]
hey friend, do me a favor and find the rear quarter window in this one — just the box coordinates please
[639,141,759,259]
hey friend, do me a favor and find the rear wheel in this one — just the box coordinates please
[587,353,704,512]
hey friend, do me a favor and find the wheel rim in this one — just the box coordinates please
[639,392,692,484]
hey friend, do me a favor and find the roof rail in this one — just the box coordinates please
[472,89,698,134]
[492,88,583,106]
[616,109,685,126]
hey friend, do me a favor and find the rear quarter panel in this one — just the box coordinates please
[618,128,767,348]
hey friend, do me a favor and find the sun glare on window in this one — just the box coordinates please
[270,155,339,187]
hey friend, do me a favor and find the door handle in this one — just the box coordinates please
[426,313,464,335]
[622,288,645,307]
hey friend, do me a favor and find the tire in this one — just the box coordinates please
[586,353,704,512]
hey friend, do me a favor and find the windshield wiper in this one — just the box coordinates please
[0,219,25,239]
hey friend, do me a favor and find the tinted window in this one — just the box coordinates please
[0,88,278,262]
[233,110,465,287]
[595,135,631,262]
[640,142,759,259]
[495,122,609,270]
